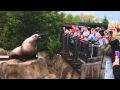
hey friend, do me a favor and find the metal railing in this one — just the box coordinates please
[62,34,103,63]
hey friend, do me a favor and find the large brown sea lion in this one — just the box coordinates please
[9,34,41,60]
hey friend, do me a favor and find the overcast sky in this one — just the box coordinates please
[64,11,120,22]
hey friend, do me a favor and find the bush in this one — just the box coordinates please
[47,37,61,58]
[0,11,65,50]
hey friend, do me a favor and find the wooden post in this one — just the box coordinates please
[80,61,104,79]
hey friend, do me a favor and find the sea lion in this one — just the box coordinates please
[9,34,41,60]
[21,34,41,59]
[9,46,22,59]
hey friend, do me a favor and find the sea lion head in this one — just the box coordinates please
[31,34,41,41]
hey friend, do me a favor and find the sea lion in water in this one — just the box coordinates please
[9,34,41,60]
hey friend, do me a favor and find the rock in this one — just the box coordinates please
[44,74,56,79]
[0,58,49,79]
[49,54,80,79]
[0,51,81,79]
[0,48,8,55]
[36,51,49,60]
[65,72,72,79]
[80,61,102,79]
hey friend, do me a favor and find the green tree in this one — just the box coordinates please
[65,13,74,24]
[102,16,109,26]
[73,15,81,24]
[0,11,65,54]
[80,14,95,22]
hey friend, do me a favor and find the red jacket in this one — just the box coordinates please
[71,28,77,33]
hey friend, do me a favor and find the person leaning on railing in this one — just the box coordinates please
[97,30,111,56]
[97,30,114,79]
[100,27,120,79]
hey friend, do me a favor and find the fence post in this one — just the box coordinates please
[62,34,65,53]
[91,44,94,58]
[74,36,78,61]
[66,34,69,54]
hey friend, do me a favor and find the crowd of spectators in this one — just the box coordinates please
[61,24,120,79]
